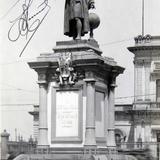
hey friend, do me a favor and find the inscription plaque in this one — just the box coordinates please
[56,91,79,137]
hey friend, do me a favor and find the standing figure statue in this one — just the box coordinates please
[64,0,95,40]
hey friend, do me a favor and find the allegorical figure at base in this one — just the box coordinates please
[64,0,95,40]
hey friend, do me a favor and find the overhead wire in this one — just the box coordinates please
[1,109,33,112]
[0,103,38,106]
[0,93,157,107]
[115,93,156,99]
[0,0,21,20]
[0,83,38,93]
[0,58,37,66]
[101,38,134,46]
[0,89,38,94]
[0,35,134,66]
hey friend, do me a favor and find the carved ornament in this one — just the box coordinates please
[56,53,77,86]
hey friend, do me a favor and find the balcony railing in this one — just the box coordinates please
[7,141,37,155]
[150,102,160,108]
[133,102,160,109]
[6,140,160,159]
[116,142,160,159]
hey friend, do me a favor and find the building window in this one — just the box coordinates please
[156,79,160,101]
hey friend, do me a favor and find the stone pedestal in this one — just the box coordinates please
[28,40,124,154]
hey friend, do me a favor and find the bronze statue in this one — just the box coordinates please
[64,0,95,40]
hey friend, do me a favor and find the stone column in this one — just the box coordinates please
[1,130,10,160]
[107,82,116,148]
[37,82,49,147]
[84,79,96,148]
[144,62,150,101]
[104,89,109,146]
[135,63,143,101]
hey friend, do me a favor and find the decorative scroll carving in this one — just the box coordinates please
[56,53,77,86]
[38,72,47,83]
[134,34,152,44]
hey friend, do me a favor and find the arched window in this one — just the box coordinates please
[115,129,126,147]
[115,133,121,147]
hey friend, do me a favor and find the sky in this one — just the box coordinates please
[0,0,160,141]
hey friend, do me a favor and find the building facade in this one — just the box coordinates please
[115,35,160,159]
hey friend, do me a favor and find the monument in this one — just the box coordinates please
[64,0,95,39]
[25,1,136,160]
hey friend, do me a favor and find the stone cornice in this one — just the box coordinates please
[28,61,52,83]
[151,71,160,77]
[128,46,160,53]
[28,57,124,84]
[29,111,39,116]
[28,40,125,85]
[130,35,160,50]
[134,59,151,65]
[28,61,51,69]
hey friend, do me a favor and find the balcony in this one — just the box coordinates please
[150,102,160,109]
[117,142,160,159]
[117,142,159,149]
[133,102,160,111]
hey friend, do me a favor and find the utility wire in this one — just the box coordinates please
[0,37,134,66]
[115,93,156,99]
[0,94,157,107]
[0,83,38,93]
[0,82,157,99]
[0,104,38,106]
[0,58,36,66]
[0,89,38,94]
[0,82,157,98]
[0,0,21,20]
[1,110,33,112]
[101,38,133,46]
[0,90,156,99]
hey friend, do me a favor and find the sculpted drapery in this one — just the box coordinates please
[64,0,94,39]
